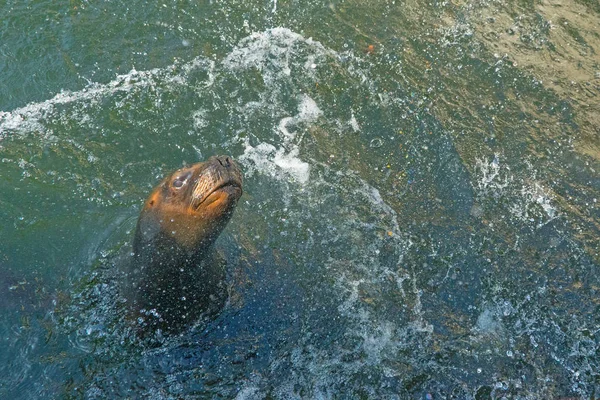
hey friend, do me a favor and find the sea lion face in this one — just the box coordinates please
[136,155,243,251]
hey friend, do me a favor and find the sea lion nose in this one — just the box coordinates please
[215,155,232,168]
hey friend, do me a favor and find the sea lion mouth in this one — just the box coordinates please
[183,155,243,211]
[196,181,242,208]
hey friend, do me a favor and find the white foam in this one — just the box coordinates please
[239,94,321,185]
[474,308,503,336]
[349,112,360,132]
[473,153,511,194]
[0,58,212,137]
[473,154,559,228]
[278,94,322,142]
[296,94,322,121]
[273,148,310,183]
[235,385,262,400]
[192,109,209,130]
[536,194,556,219]
[2,28,328,189]
[239,140,310,184]
[223,27,330,85]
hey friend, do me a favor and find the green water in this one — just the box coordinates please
[1,0,599,398]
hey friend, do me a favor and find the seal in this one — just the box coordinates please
[126,155,243,334]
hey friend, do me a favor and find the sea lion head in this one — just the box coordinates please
[135,155,243,252]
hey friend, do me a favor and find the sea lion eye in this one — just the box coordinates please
[172,171,192,189]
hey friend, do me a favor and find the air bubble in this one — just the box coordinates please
[369,138,383,148]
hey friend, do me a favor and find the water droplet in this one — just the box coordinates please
[369,138,383,148]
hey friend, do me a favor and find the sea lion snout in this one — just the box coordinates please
[205,155,243,184]
[214,155,233,168]
[192,155,243,210]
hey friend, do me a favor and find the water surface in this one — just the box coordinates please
[1,0,599,398]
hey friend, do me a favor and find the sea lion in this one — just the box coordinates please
[125,155,243,334]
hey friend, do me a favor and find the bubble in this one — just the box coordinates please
[369,138,383,148]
